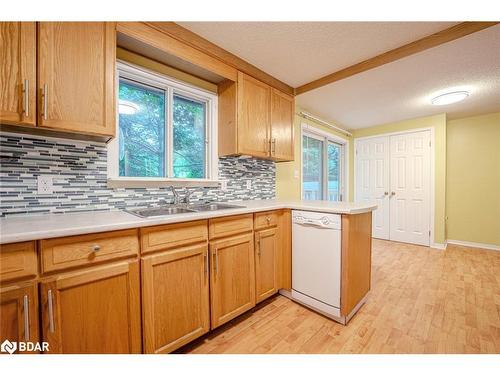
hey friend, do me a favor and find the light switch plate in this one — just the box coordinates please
[37,175,53,194]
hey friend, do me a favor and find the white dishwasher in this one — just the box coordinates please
[291,210,342,321]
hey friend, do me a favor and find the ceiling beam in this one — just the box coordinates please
[145,22,295,95]
[295,22,499,95]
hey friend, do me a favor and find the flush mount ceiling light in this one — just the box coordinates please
[118,100,140,115]
[431,91,469,106]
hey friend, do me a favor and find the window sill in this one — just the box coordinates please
[107,178,220,189]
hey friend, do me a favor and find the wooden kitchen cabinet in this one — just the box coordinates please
[39,260,141,353]
[141,244,210,354]
[0,22,36,126]
[237,72,271,158]
[254,228,278,303]
[209,233,255,328]
[0,282,39,353]
[218,72,294,161]
[37,22,116,137]
[271,89,294,161]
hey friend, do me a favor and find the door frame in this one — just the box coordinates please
[354,127,435,246]
[300,123,350,202]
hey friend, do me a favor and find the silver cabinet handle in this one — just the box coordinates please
[22,79,29,118]
[378,192,389,199]
[266,216,271,223]
[47,289,55,333]
[213,248,219,276]
[42,84,48,120]
[23,295,30,341]
[390,192,396,197]
[271,138,276,154]
[204,251,209,278]
[256,236,261,257]
[91,244,101,252]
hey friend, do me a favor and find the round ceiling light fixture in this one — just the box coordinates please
[118,100,140,115]
[431,91,469,106]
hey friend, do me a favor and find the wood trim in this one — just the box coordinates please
[295,22,499,95]
[340,213,372,317]
[116,22,238,81]
[145,22,294,96]
[278,209,292,291]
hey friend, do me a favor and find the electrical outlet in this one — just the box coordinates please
[246,180,252,189]
[220,180,228,191]
[37,175,53,194]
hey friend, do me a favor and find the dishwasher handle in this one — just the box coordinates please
[293,215,339,229]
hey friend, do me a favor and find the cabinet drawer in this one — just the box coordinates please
[140,220,208,254]
[209,214,253,239]
[0,242,37,283]
[254,211,279,230]
[40,229,139,273]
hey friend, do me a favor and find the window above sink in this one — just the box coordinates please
[107,61,219,188]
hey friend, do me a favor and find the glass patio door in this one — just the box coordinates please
[302,132,344,201]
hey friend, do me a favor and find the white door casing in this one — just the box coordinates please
[389,131,431,246]
[355,136,390,240]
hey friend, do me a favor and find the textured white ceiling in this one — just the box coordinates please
[296,25,500,129]
[179,21,457,87]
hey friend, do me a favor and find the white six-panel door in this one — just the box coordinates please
[389,131,431,246]
[355,130,431,246]
[355,136,390,240]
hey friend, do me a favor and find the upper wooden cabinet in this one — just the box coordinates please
[38,22,116,136]
[237,72,271,158]
[0,22,36,126]
[271,89,294,161]
[40,260,141,353]
[218,72,294,161]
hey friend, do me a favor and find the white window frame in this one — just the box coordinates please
[300,123,349,202]
[107,61,218,188]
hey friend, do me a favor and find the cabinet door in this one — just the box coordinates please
[37,22,115,136]
[255,228,278,303]
[0,283,39,353]
[237,72,271,158]
[210,233,255,328]
[0,22,36,126]
[271,89,294,161]
[40,260,141,354]
[142,244,209,354]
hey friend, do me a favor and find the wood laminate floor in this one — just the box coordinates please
[179,239,500,354]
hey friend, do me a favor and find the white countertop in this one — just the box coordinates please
[0,199,377,244]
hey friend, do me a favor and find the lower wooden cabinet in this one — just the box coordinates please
[254,228,278,303]
[39,260,141,353]
[0,282,39,354]
[141,244,210,354]
[209,233,255,329]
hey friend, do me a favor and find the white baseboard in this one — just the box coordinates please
[446,239,500,251]
[431,242,447,250]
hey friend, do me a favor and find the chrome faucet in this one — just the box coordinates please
[169,186,180,205]
[169,186,195,205]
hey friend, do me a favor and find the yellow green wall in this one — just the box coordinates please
[276,107,353,200]
[446,112,500,246]
[351,113,447,244]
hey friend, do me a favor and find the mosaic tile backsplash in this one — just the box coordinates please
[0,132,276,217]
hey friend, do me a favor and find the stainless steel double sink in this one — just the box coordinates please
[126,203,244,218]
